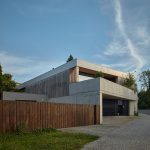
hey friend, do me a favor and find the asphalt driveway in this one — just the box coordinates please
[62,114,150,150]
[139,109,150,115]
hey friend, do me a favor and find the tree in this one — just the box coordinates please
[139,70,150,91]
[138,70,150,109]
[0,64,16,96]
[66,54,74,62]
[138,91,150,109]
[0,65,2,94]
[95,71,104,78]
[122,73,137,92]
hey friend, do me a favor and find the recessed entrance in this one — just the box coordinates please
[103,99,129,116]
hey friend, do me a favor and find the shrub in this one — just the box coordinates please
[95,71,104,78]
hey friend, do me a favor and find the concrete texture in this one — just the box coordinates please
[48,91,100,105]
[2,91,47,101]
[100,78,137,101]
[69,78,100,95]
[70,78,137,101]
[77,59,127,78]
[129,101,138,116]
[62,115,150,150]
[49,78,138,119]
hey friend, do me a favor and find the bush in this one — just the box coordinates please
[95,71,104,78]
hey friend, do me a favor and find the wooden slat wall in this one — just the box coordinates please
[0,100,100,133]
[25,70,70,98]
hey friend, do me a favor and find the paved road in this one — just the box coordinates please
[62,114,150,150]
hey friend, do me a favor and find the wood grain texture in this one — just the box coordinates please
[0,100,100,133]
[69,67,79,83]
[25,70,70,98]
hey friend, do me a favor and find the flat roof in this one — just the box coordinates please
[17,59,127,89]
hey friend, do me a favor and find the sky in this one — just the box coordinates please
[0,0,150,83]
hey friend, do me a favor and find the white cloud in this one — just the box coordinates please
[136,26,150,47]
[0,51,63,82]
[104,39,128,56]
[95,0,150,73]
[113,0,145,71]
[101,61,135,72]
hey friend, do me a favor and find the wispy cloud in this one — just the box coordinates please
[113,0,145,70]
[104,39,128,56]
[0,51,63,82]
[95,0,150,73]
[136,26,150,47]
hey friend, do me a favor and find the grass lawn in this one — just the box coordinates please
[0,129,98,150]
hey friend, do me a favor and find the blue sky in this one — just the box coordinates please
[0,0,150,83]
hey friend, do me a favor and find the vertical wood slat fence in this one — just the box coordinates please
[0,100,100,133]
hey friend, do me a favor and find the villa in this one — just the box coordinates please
[15,59,138,124]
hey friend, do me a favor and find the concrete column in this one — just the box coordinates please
[129,100,138,116]
[100,92,103,124]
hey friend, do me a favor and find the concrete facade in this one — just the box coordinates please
[48,77,138,123]
[17,59,128,90]
[16,59,138,124]
[2,91,47,102]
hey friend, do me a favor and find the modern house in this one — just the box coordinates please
[16,59,138,124]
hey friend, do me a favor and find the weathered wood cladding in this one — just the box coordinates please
[25,70,70,98]
[0,100,100,133]
[69,67,79,83]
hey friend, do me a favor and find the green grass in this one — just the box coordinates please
[0,129,98,150]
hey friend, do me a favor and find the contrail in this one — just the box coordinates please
[113,0,144,70]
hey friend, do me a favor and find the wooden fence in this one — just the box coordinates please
[0,100,100,133]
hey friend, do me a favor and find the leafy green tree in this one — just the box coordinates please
[0,65,2,94]
[122,73,137,92]
[138,70,150,109]
[0,64,16,96]
[95,71,104,78]
[138,91,150,109]
[139,70,150,91]
[66,54,74,62]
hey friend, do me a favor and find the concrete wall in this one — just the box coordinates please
[2,91,47,102]
[100,78,138,101]
[69,78,100,95]
[47,78,101,105]
[129,100,138,115]
[48,92,100,105]
[69,77,137,101]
